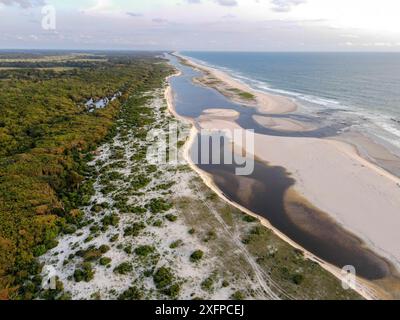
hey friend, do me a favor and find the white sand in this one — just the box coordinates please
[198,118,400,271]
[253,115,316,132]
[198,108,240,123]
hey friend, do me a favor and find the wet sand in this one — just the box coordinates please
[253,115,316,132]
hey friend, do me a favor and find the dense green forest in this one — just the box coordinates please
[0,52,171,299]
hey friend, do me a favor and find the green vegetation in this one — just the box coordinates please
[134,245,155,257]
[124,222,146,237]
[114,262,133,275]
[118,286,143,300]
[231,291,246,300]
[169,240,183,249]
[242,214,258,223]
[74,262,95,282]
[226,87,255,100]
[146,198,173,214]
[153,267,174,289]
[190,250,204,263]
[101,214,120,228]
[201,276,215,293]
[153,266,180,298]
[238,92,255,100]
[165,214,178,222]
[99,257,112,266]
[0,51,172,298]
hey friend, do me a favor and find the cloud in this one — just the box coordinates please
[0,0,44,8]
[152,18,168,23]
[214,0,238,6]
[126,12,142,18]
[185,0,238,6]
[270,0,306,12]
[222,14,236,19]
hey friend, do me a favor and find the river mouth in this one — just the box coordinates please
[194,140,390,281]
[167,54,393,282]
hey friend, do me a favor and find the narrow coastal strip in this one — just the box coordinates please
[165,66,381,300]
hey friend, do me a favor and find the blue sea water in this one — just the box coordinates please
[181,52,400,152]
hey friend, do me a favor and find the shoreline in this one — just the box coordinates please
[176,53,297,115]
[176,52,400,178]
[164,67,385,300]
[172,54,400,282]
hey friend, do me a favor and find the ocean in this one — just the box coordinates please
[181,52,400,153]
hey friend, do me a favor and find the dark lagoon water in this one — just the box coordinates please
[182,52,400,154]
[167,54,391,280]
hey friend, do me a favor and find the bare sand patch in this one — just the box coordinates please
[253,115,316,132]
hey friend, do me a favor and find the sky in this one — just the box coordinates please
[0,0,400,51]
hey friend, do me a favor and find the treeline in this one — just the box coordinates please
[0,61,105,69]
[0,53,172,299]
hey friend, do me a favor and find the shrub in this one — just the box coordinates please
[74,263,95,282]
[146,198,173,214]
[124,222,145,237]
[81,248,103,262]
[153,220,163,227]
[291,274,305,285]
[169,240,183,249]
[109,234,119,242]
[231,291,245,300]
[153,267,174,289]
[190,250,204,263]
[99,257,112,266]
[242,215,258,223]
[128,206,147,214]
[99,245,110,254]
[163,283,181,299]
[201,277,214,292]
[114,262,133,275]
[101,213,120,228]
[124,245,133,255]
[165,214,177,222]
[118,286,143,300]
[66,209,84,225]
[131,174,151,191]
[33,244,47,257]
[134,245,155,257]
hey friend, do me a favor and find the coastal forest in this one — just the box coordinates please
[0,51,170,299]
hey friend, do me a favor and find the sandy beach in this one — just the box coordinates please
[167,53,400,299]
